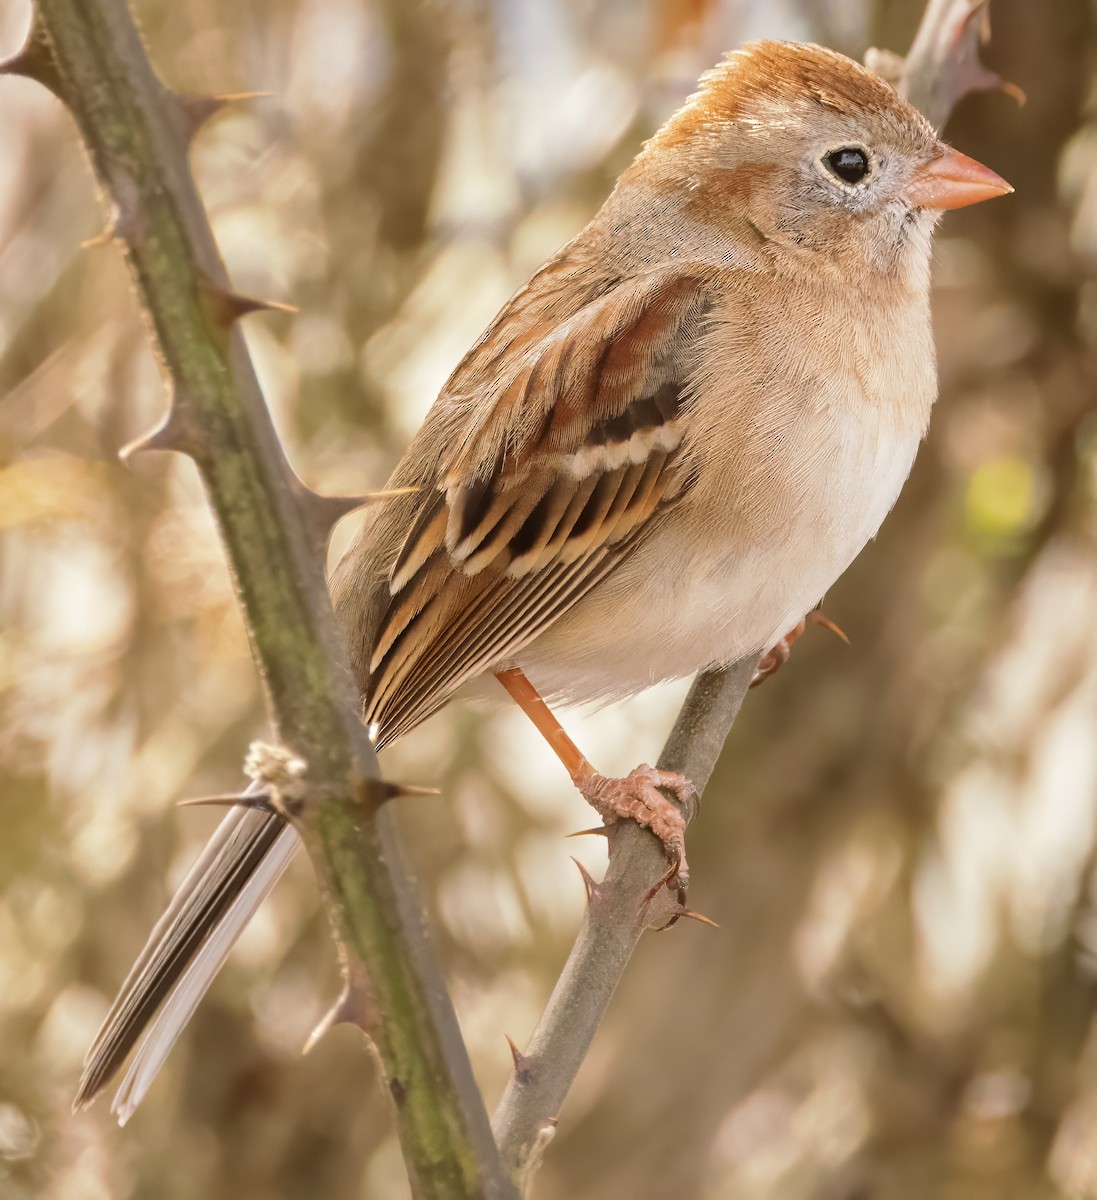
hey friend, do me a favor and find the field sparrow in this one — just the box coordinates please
[77,40,1010,1117]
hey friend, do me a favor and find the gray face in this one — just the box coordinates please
[736,95,944,275]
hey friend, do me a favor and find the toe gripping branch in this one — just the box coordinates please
[495,667,719,928]
[751,609,849,688]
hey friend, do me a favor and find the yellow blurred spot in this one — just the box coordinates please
[965,456,1037,538]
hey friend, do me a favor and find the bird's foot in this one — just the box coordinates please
[576,764,695,895]
[751,619,807,686]
[751,610,848,687]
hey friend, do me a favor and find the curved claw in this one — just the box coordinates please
[752,608,849,687]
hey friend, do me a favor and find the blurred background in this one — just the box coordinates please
[1,0,1095,1196]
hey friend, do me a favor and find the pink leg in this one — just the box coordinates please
[495,667,695,891]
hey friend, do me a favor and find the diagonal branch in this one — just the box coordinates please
[492,659,759,1188]
[11,2,514,1196]
[489,0,1009,1187]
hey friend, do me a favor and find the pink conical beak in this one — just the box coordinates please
[906,146,1013,211]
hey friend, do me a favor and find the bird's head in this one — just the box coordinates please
[633,41,1011,280]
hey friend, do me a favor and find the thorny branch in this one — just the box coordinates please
[489,0,1016,1188]
[5,1,513,1197]
[492,660,759,1188]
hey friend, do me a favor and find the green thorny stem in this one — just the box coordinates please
[13,1,513,1196]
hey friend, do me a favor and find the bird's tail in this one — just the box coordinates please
[74,801,299,1122]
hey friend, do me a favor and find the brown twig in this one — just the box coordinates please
[491,660,758,1189]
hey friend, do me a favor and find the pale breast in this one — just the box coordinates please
[518,276,936,706]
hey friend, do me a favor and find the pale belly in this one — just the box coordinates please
[516,395,925,707]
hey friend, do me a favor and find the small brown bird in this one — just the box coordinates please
[77,40,1010,1118]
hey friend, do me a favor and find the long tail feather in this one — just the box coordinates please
[110,823,299,1122]
[75,799,298,1115]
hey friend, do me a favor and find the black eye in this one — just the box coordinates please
[825,147,870,185]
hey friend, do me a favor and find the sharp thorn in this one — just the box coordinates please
[230,294,299,319]
[356,777,440,814]
[175,90,272,143]
[177,790,277,814]
[199,276,298,327]
[378,780,442,801]
[81,199,143,250]
[0,19,65,98]
[808,610,850,646]
[932,2,1025,119]
[565,825,609,840]
[176,93,227,140]
[303,1011,336,1056]
[674,906,720,929]
[1000,79,1026,108]
[569,856,600,904]
[217,90,275,103]
[289,476,418,542]
[956,62,1025,107]
[505,1035,535,1085]
[118,408,192,460]
[304,978,374,1054]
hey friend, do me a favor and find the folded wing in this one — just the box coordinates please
[354,263,715,745]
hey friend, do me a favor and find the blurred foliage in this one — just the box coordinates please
[1,0,1095,1197]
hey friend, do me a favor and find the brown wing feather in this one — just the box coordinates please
[330,260,715,746]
